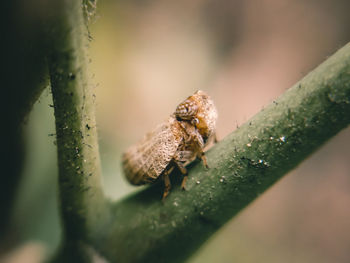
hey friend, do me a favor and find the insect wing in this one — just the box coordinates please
[122,116,182,185]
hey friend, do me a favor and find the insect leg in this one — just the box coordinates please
[213,132,218,143]
[174,160,189,190]
[190,130,210,169]
[174,160,187,175]
[183,128,209,169]
[181,176,188,190]
[162,166,174,200]
[188,129,211,169]
[198,151,209,169]
[194,130,205,149]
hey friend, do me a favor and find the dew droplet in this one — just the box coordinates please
[196,180,201,185]
[279,136,286,142]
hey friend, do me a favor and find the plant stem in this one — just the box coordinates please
[46,0,109,252]
[93,43,350,263]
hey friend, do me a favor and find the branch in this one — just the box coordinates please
[92,43,350,262]
[46,0,109,259]
[46,2,350,261]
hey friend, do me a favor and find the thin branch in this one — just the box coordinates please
[91,43,350,263]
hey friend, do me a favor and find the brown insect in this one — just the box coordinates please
[122,90,218,199]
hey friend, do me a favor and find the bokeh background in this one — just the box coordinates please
[2,0,350,262]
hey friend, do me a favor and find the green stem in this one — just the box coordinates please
[93,43,350,263]
[46,0,109,254]
[46,3,350,261]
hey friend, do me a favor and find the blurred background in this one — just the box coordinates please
[2,0,350,262]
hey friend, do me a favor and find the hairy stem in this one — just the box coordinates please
[93,43,350,263]
[46,0,109,255]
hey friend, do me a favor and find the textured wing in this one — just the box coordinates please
[122,116,182,185]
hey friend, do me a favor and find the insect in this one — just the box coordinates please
[122,90,218,199]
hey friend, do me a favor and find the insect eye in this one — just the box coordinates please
[191,118,199,126]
